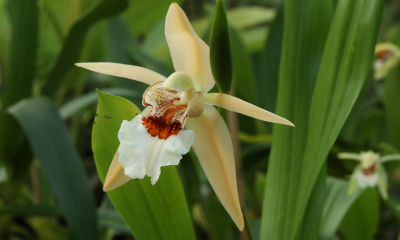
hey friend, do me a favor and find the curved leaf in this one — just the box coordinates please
[8,97,98,240]
[42,0,129,97]
[293,0,385,237]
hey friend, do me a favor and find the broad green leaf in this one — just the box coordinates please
[384,64,400,150]
[42,0,129,98]
[93,90,196,240]
[0,0,38,197]
[339,188,379,240]
[8,97,98,240]
[297,164,326,240]
[210,0,232,94]
[293,0,385,237]
[318,177,363,240]
[260,0,333,239]
[59,88,141,119]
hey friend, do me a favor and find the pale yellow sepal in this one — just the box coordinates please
[204,93,294,127]
[165,3,215,93]
[186,105,244,230]
[75,63,166,85]
[103,149,131,191]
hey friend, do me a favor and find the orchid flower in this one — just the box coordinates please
[338,150,400,199]
[374,43,400,80]
[76,3,293,230]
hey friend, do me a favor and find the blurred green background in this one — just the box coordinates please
[0,0,400,239]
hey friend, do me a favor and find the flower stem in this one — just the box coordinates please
[242,208,254,240]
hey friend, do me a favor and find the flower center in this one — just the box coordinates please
[361,163,376,176]
[142,82,189,139]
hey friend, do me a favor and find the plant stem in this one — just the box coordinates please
[242,209,254,240]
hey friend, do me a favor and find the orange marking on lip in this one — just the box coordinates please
[141,82,188,139]
[362,163,376,176]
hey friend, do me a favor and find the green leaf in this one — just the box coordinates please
[230,27,257,105]
[260,0,333,239]
[0,0,38,196]
[93,90,196,240]
[384,64,400,151]
[293,0,385,237]
[257,4,284,131]
[339,188,379,240]
[98,209,130,234]
[59,88,141,119]
[8,97,98,240]
[319,177,363,240]
[42,0,129,98]
[210,0,232,94]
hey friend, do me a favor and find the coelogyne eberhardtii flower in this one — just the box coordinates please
[76,3,294,230]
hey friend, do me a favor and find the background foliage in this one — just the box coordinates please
[0,0,399,239]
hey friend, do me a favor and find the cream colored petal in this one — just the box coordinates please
[165,3,215,93]
[186,105,244,230]
[376,163,388,199]
[204,93,294,127]
[337,153,363,161]
[103,107,153,192]
[76,63,166,85]
[379,154,400,163]
[103,149,131,191]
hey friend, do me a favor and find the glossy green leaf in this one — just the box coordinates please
[92,90,196,240]
[339,188,379,240]
[293,0,385,237]
[210,0,232,94]
[260,0,333,239]
[0,0,38,195]
[42,0,129,97]
[384,64,400,151]
[8,97,98,240]
[319,177,363,240]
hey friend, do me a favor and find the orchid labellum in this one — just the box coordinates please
[374,43,400,80]
[338,151,400,199]
[76,3,293,230]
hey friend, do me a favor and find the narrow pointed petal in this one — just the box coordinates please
[376,163,388,199]
[76,63,166,85]
[379,154,400,163]
[165,3,215,92]
[186,105,244,230]
[204,93,294,127]
[103,149,131,191]
[337,153,363,161]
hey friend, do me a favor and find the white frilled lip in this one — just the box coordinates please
[118,115,194,185]
[75,2,295,231]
